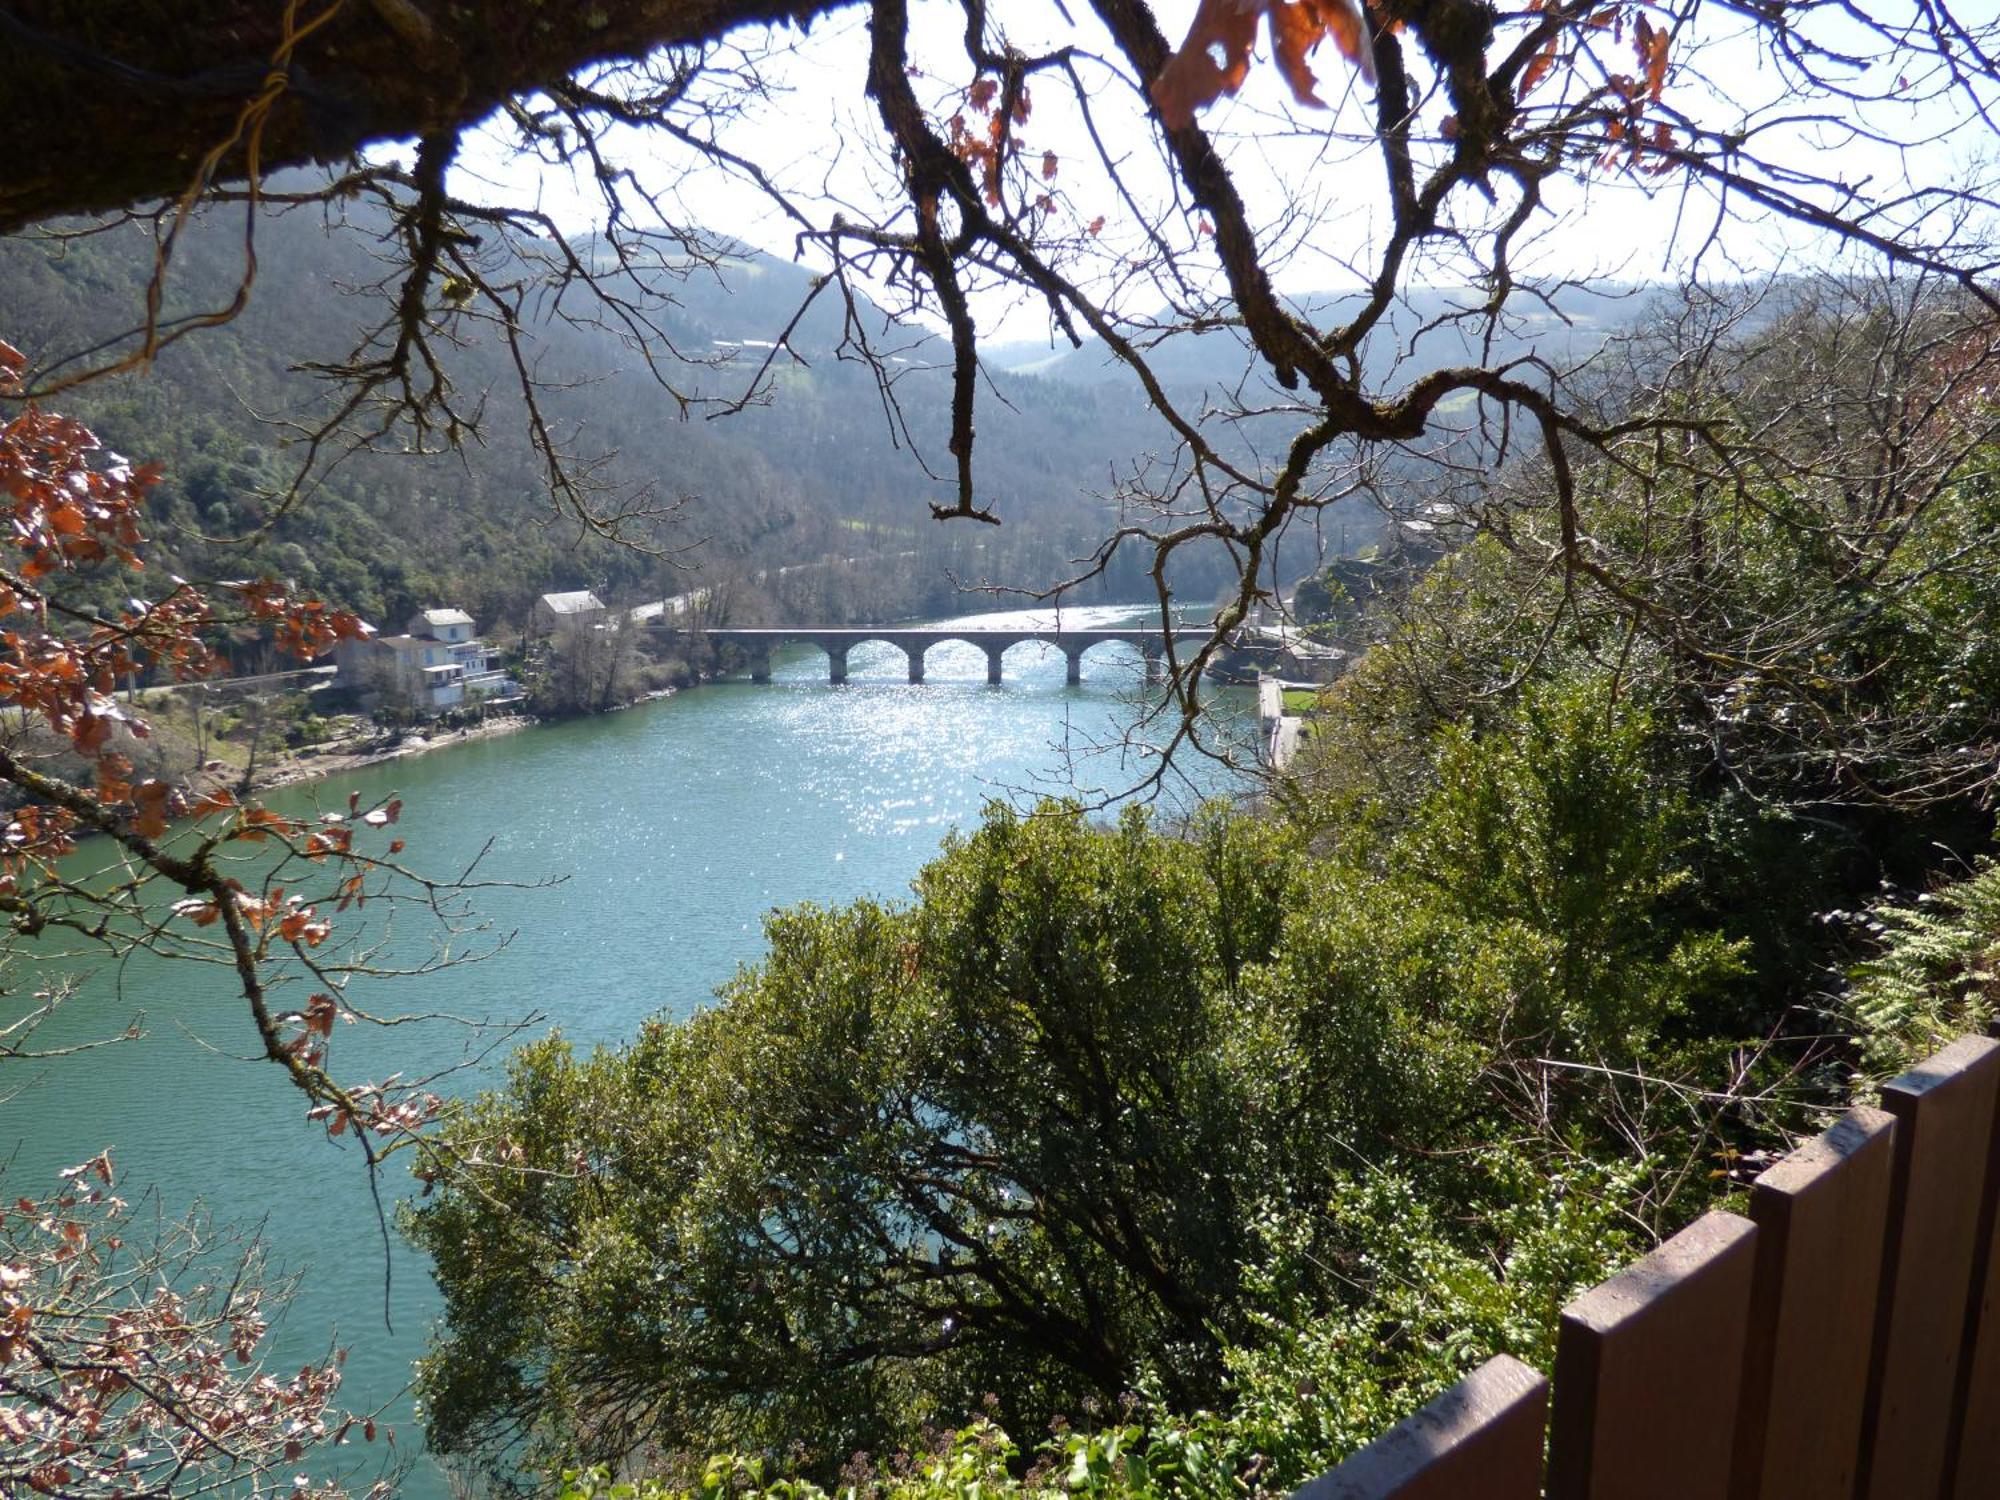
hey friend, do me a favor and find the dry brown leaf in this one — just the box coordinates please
[1151,0,1261,129]
[1153,0,1374,129]
[1317,0,1375,84]
[1518,39,1558,101]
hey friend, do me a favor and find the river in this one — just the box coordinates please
[4,604,1253,1497]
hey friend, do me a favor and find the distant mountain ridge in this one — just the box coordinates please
[986,283,1639,389]
[0,206,1185,628]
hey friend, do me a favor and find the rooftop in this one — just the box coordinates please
[540,590,606,614]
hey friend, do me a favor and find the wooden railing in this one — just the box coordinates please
[1292,1035,2000,1500]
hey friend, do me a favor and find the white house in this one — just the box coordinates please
[532,590,608,635]
[335,606,517,713]
[409,607,474,643]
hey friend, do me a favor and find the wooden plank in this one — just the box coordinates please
[1860,1034,2000,1500]
[1546,1210,1759,1500]
[1729,1106,1896,1500]
[1291,1355,1546,1500]
[1948,1039,2000,1500]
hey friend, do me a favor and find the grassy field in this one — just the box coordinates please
[1281,688,1321,715]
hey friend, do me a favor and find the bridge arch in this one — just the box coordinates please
[732,633,909,684]
[977,633,1082,685]
[824,633,1080,686]
[977,635,1065,685]
[805,634,917,684]
[1062,635,1156,686]
[901,633,1031,685]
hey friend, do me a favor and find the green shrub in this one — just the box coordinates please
[1846,860,2000,1084]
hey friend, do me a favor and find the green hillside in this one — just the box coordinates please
[0,199,1210,633]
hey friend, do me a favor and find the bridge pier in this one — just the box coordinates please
[1141,643,1166,684]
[1064,646,1085,686]
[905,643,926,684]
[827,644,849,684]
[984,643,1006,685]
[749,647,772,684]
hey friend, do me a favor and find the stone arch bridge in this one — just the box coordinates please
[663,627,1212,685]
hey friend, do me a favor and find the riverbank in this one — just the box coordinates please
[228,713,542,795]
[181,595,1192,805]
[242,682,695,795]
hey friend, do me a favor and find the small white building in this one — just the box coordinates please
[335,606,517,713]
[532,590,608,635]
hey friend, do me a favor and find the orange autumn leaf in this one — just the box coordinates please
[279,908,331,947]
[304,826,352,858]
[171,897,221,928]
[1269,1,1333,107]
[1152,0,1374,130]
[1634,14,1670,101]
[190,788,237,818]
[1518,39,1558,101]
[336,872,367,912]
[71,711,111,755]
[130,778,171,838]
[1152,0,1258,130]
[241,806,303,837]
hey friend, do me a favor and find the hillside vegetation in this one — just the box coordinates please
[0,200,1224,632]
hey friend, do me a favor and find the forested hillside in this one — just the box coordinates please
[0,199,1242,631]
[2,193,1651,640]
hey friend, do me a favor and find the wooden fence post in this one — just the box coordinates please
[1283,1034,2000,1500]
[1546,1210,1759,1500]
[1729,1106,1896,1500]
[1946,1035,2000,1498]
[1289,1354,1546,1500]
[1858,1035,2000,1500]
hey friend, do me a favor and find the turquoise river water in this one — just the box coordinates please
[4,604,1252,1498]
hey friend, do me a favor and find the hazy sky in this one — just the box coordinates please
[441,0,1991,343]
